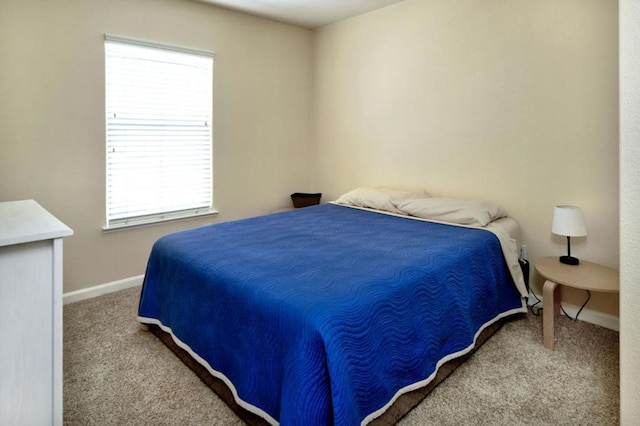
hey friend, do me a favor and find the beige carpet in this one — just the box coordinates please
[63,287,619,425]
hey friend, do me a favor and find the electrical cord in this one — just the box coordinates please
[561,290,591,321]
[527,289,591,320]
[528,291,542,316]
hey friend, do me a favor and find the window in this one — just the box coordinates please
[105,35,215,229]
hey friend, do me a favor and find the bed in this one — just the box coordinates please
[138,188,528,425]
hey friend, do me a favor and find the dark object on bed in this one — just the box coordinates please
[138,204,526,424]
[147,316,514,425]
[290,192,322,208]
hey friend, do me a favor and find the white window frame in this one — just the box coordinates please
[104,34,216,230]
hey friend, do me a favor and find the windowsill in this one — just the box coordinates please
[102,209,219,232]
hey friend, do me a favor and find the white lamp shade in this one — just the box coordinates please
[551,205,587,237]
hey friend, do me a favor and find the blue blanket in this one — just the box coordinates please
[138,204,525,425]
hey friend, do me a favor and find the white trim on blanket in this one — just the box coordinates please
[361,300,527,425]
[139,298,527,426]
[137,316,280,426]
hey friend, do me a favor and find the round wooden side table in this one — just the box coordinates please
[534,256,619,350]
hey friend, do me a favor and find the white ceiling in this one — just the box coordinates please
[196,0,407,29]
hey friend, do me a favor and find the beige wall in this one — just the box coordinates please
[313,0,619,316]
[620,0,640,422]
[0,0,621,318]
[0,0,631,415]
[0,0,314,292]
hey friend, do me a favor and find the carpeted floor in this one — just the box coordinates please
[63,287,619,425]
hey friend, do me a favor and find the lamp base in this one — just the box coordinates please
[559,255,580,265]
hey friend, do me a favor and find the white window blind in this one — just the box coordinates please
[105,35,214,229]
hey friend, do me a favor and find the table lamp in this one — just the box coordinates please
[551,205,587,265]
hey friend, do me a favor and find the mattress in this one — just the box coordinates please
[138,203,526,425]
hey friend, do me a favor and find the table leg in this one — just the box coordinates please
[543,280,560,350]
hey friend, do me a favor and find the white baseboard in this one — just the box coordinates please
[63,275,144,305]
[527,293,619,331]
[63,279,619,331]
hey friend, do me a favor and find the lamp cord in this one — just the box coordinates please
[528,289,591,321]
[560,290,591,321]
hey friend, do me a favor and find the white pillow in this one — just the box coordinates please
[397,197,506,227]
[335,187,429,214]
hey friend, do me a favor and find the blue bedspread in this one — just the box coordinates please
[138,204,525,425]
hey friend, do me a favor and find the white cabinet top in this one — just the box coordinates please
[0,200,73,247]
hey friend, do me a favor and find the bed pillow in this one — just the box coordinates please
[396,197,506,226]
[335,187,429,214]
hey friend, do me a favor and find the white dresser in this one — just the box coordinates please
[0,200,73,425]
